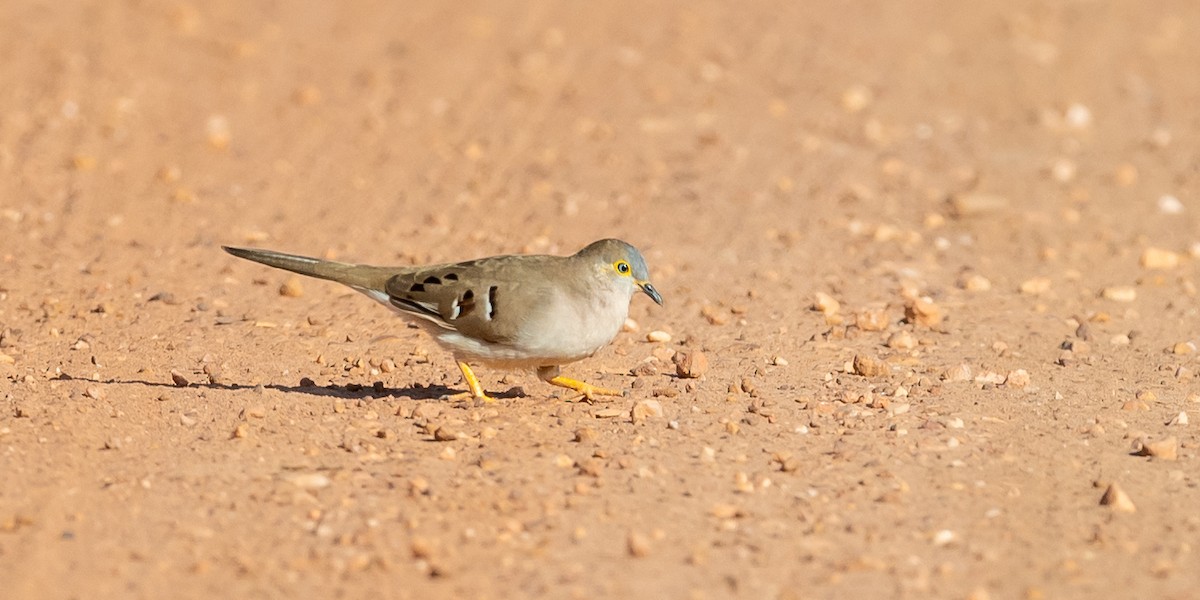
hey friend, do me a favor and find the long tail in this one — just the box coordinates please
[223,246,393,292]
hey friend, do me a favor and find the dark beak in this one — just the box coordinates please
[638,281,663,306]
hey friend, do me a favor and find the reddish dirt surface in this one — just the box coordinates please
[3,2,1199,598]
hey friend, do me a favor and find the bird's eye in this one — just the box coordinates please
[614,260,631,275]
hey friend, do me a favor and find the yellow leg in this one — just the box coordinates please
[537,366,622,402]
[442,361,496,403]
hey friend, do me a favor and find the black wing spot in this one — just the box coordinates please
[456,289,476,318]
[409,283,425,293]
[487,286,498,320]
[443,272,459,281]
[423,276,441,285]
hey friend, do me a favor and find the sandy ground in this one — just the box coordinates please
[2,1,1199,598]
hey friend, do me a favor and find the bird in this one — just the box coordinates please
[223,239,663,402]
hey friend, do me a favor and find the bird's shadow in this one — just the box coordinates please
[53,373,528,402]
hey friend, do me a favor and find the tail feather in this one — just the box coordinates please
[223,246,392,292]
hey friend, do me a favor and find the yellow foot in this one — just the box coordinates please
[441,361,497,403]
[537,366,623,402]
[555,379,623,402]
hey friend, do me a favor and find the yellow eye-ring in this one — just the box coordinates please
[614,260,631,275]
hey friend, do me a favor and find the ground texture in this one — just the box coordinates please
[2,1,1199,598]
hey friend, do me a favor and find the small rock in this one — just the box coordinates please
[573,427,598,443]
[1099,483,1136,512]
[905,298,943,327]
[886,331,917,350]
[700,305,728,325]
[1172,341,1196,355]
[84,386,106,400]
[949,193,1009,217]
[852,354,889,378]
[1101,286,1137,302]
[770,356,788,366]
[1140,247,1180,270]
[1157,194,1184,215]
[1019,277,1052,295]
[433,425,459,442]
[646,330,671,343]
[855,308,890,331]
[629,360,658,377]
[627,531,652,557]
[243,406,267,419]
[278,277,304,297]
[622,318,639,332]
[959,273,992,292]
[1004,369,1031,388]
[1167,411,1189,427]
[0,353,15,365]
[631,399,664,423]
[943,363,972,382]
[170,370,190,387]
[812,292,840,315]
[179,413,198,427]
[593,408,625,419]
[1132,436,1178,460]
[231,423,248,439]
[673,350,709,379]
[287,473,331,490]
[710,503,741,519]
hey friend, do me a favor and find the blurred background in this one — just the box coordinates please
[2,1,1199,598]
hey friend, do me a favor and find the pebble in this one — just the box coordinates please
[1172,342,1195,355]
[700,305,728,326]
[770,356,788,366]
[710,503,741,519]
[631,399,664,423]
[287,473,331,490]
[231,423,248,439]
[573,427,598,443]
[943,363,972,382]
[672,350,709,379]
[1064,103,1092,129]
[841,85,872,112]
[206,114,231,149]
[1019,277,1052,295]
[905,298,943,327]
[932,529,956,547]
[646,331,671,343]
[1167,412,1189,427]
[887,331,917,350]
[629,360,658,377]
[1004,370,1031,388]
[626,531,652,557]
[593,408,625,419]
[1132,436,1178,460]
[959,273,992,292]
[1099,483,1136,512]
[1140,247,1180,270]
[170,370,190,387]
[433,426,460,442]
[622,318,639,332]
[852,354,889,378]
[949,193,1009,217]
[1101,286,1137,302]
[279,277,304,297]
[0,353,15,365]
[1158,194,1184,215]
[812,292,840,315]
[84,386,106,400]
[855,308,890,331]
